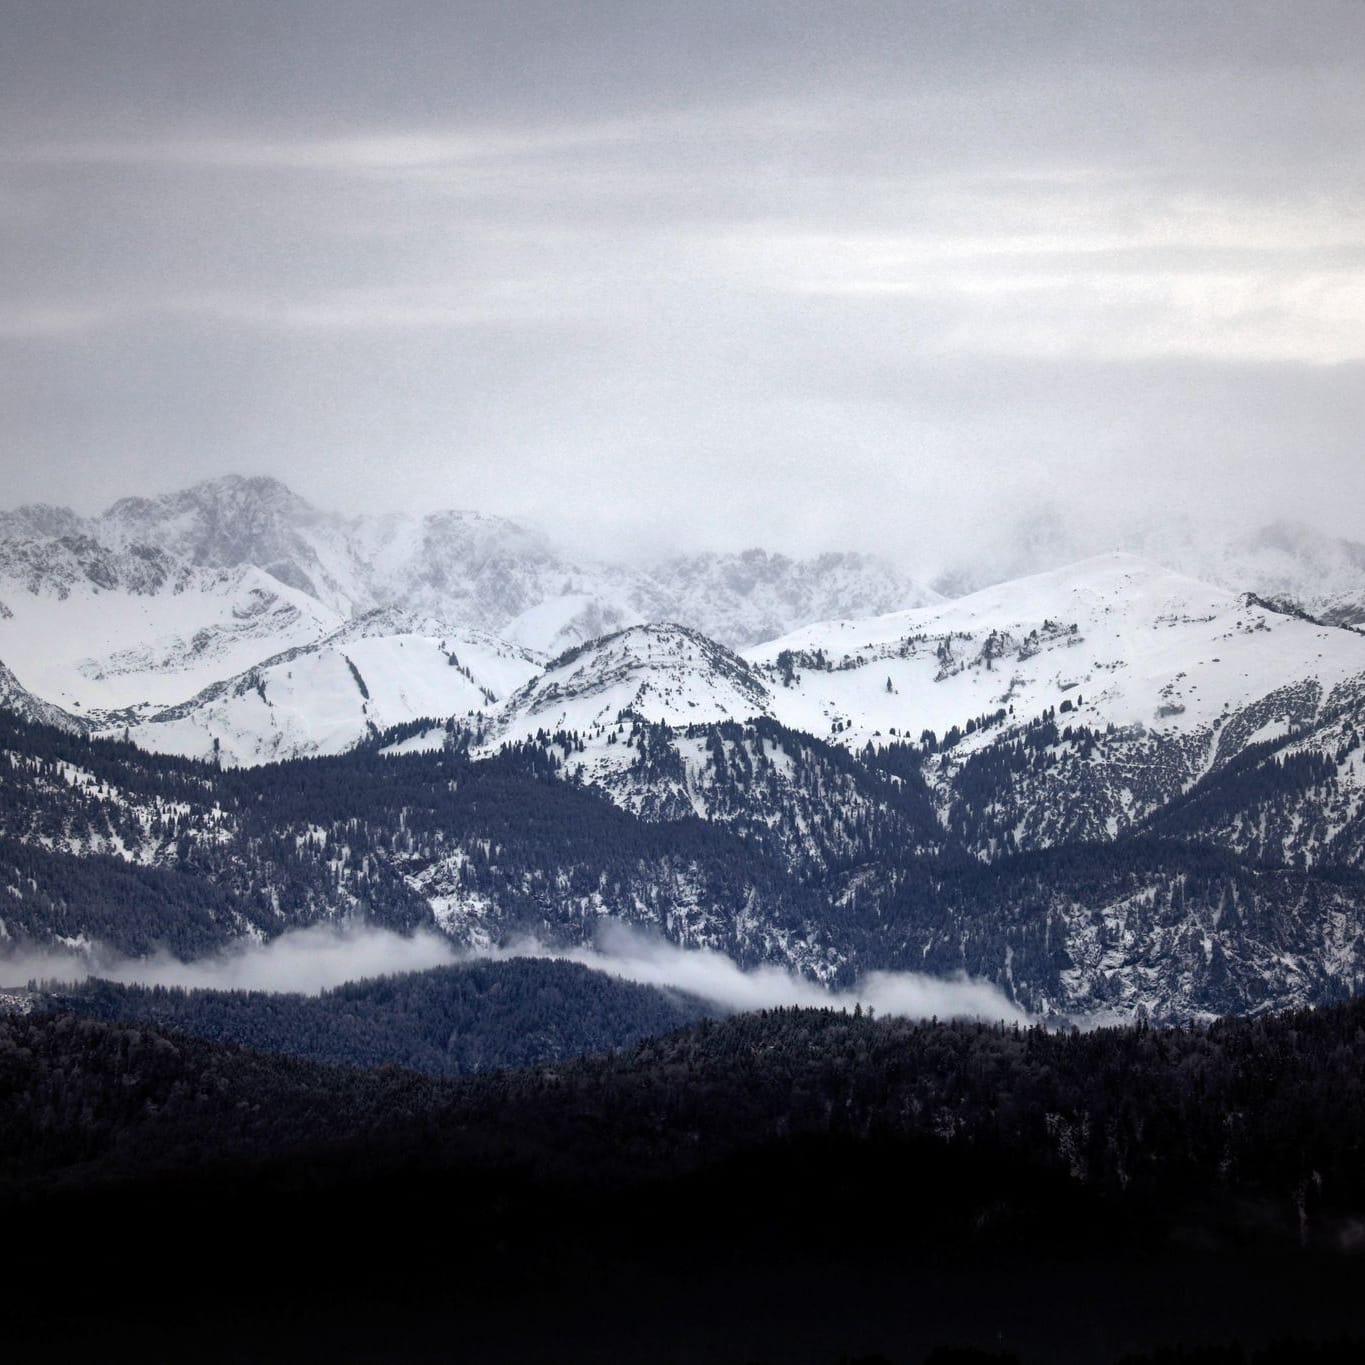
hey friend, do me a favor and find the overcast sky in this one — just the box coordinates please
[3,1,1364,570]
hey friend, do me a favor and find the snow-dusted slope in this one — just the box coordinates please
[750,553,1365,747]
[0,562,339,715]
[487,623,771,749]
[119,621,541,766]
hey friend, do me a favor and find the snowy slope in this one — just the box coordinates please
[119,623,541,766]
[749,554,1365,749]
[0,563,339,715]
[486,623,772,749]
[0,659,87,734]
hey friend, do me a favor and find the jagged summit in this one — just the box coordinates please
[0,502,87,543]
[100,475,355,607]
[0,477,940,732]
[103,474,312,523]
[490,622,772,746]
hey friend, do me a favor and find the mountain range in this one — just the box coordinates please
[0,475,936,715]
[5,475,1365,1025]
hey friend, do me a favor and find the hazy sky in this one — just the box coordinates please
[4,1,1364,567]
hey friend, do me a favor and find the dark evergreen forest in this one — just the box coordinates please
[6,710,1365,1018]
[0,711,831,964]
[4,1002,1365,1362]
[45,957,717,1074]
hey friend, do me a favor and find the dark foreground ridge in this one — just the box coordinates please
[43,956,719,1075]
[4,1001,1365,1362]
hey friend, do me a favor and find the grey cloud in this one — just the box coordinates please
[7,3,1362,129]
[3,2,1364,569]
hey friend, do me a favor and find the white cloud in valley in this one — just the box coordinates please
[2,919,1026,1024]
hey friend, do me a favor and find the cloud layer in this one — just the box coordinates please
[3,924,461,996]
[548,921,1028,1022]
[2,919,1026,1023]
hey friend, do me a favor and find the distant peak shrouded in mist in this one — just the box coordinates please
[0,476,940,662]
[929,498,1365,615]
[6,472,1365,763]
[37,472,1364,612]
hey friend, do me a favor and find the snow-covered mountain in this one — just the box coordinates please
[753,552,1365,746]
[124,616,541,767]
[13,475,1361,764]
[5,474,932,640]
[750,554,1365,859]
[487,624,771,745]
[424,552,1365,867]
[0,476,934,733]
[9,477,1365,1024]
[15,505,1365,857]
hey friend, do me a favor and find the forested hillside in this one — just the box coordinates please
[0,712,834,971]
[6,708,1365,1020]
[46,958,716,1074]
[5,1002,1365,1361]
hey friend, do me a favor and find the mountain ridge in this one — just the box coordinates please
[4,473,936,648]
[7,480,1365,1025]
